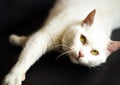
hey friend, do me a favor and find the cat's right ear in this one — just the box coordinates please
[82,9,96,26]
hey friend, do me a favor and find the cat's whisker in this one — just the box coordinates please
[61,44,78,57]
[53,44,66,49]
[98,64,104,69]
[53,44,78,62]
[94,67,99,70]
[89,67,99,71]
[94,66,103,70]
[54,44,76,53]
[89,64,105,72]
[55,51,73,60]
[54,44,73,51]
[88,68,95,72]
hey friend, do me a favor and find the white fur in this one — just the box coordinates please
[2,0,120,85]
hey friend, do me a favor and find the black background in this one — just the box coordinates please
[0,0,120,85]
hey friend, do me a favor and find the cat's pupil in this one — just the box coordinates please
[91,50,99,56]
[80,35,86,44]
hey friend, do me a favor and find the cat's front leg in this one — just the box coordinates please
[2,31,53,85]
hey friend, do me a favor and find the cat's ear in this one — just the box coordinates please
[82,9,96,26]
[107,41,120,54]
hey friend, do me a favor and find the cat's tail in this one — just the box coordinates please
[9,34,28,47]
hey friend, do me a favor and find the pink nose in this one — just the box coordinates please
[79,52,84,58]
[75,52,84,61]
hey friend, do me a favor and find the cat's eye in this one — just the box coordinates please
[80,35,86,44]
[91,50,99,56]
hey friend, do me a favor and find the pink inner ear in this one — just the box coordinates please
[82,9,96,26]
[108,41,120,54]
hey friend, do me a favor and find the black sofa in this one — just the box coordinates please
[1,0,120,85]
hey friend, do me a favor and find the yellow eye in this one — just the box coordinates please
[91,50,99,56]
[80,35,86,44]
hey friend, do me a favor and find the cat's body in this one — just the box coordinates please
[47,0,120,36]
[2,0,120,85]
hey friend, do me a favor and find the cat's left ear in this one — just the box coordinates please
[107,41,120,54]
[82,9,96,26]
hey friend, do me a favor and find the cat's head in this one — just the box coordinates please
[62,10,120,67]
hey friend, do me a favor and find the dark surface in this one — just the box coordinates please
[0,0,120,85]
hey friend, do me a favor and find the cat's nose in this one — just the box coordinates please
[75,52,84,61]
[79,52,84,58]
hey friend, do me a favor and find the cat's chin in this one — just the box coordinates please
[69,56,103,67]
[69,57,91,67]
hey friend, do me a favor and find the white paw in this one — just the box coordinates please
[2,72,25,85]
[9,34,20,46]
[9,34,27,46]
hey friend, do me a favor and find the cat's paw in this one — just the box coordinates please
[9,34,20,46]
[9,34,28,46]
[2,72,25,85]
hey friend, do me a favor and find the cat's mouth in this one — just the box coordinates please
[69,51,84,63]
[71,56,91,67]
[70,55,82,64]
[73,52,84,60]
[74,56,80,61]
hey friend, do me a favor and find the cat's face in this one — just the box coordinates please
[62,24,109,67]
[62,10,120,67]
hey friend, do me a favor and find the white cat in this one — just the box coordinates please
[2,0,120,85]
